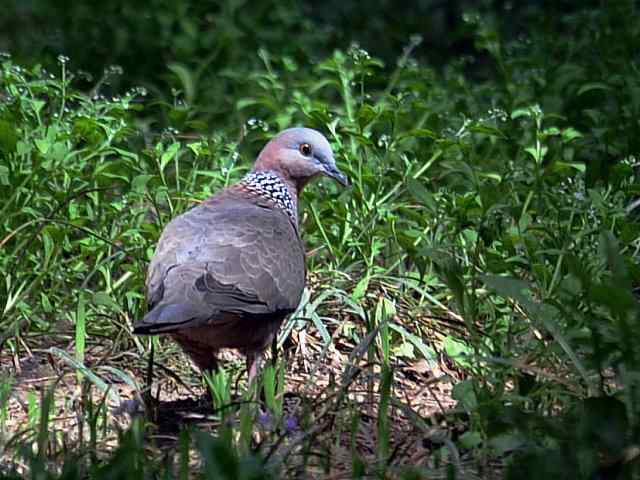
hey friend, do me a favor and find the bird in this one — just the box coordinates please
[133,127,348,383]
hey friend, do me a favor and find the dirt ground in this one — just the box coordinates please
[1,311,500,479]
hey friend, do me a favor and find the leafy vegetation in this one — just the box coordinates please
[1,1,640,478]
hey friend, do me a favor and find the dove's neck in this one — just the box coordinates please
[240,170,298,224]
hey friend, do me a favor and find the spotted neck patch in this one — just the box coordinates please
[241,171,297,223]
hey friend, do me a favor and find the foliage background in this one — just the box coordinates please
[1,1,640,479]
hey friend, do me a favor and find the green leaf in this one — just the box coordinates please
[469,124,506,138]
[524,145,547,163]
[310,312,331,345]
[0,120,17,154]
[30,99,45,114]
[0,165,10,185]
[478,172,502,182]
[401,128,438,140]
[35,138,51,154]
[511,108,531,119]
[351,274,370,301]
[443,335,472,367]
[388,323,437,366]
[406,178,436,210]
[452,379,477,411]
[49,347,121,403]
[561,127,582,142]
[160,142,181,172]
[553,161,585,173]
[356,104,379,129]
[93,292,121,312]
[482,275,533,305]
[236,98,260,110]
[459,431,483,449]
[577,82,611,96]
[168,62,196,104]
[131,174,153,193]
[489,432,527,455]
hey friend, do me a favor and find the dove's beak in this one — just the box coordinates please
[323,163,350,187]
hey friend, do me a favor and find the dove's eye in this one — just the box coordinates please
[299,143,312,157]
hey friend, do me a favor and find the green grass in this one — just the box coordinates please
[2,2,640,479]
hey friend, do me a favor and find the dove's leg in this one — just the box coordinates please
[246,350,263,385]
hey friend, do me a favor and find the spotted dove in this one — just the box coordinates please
[133,128,348,382]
